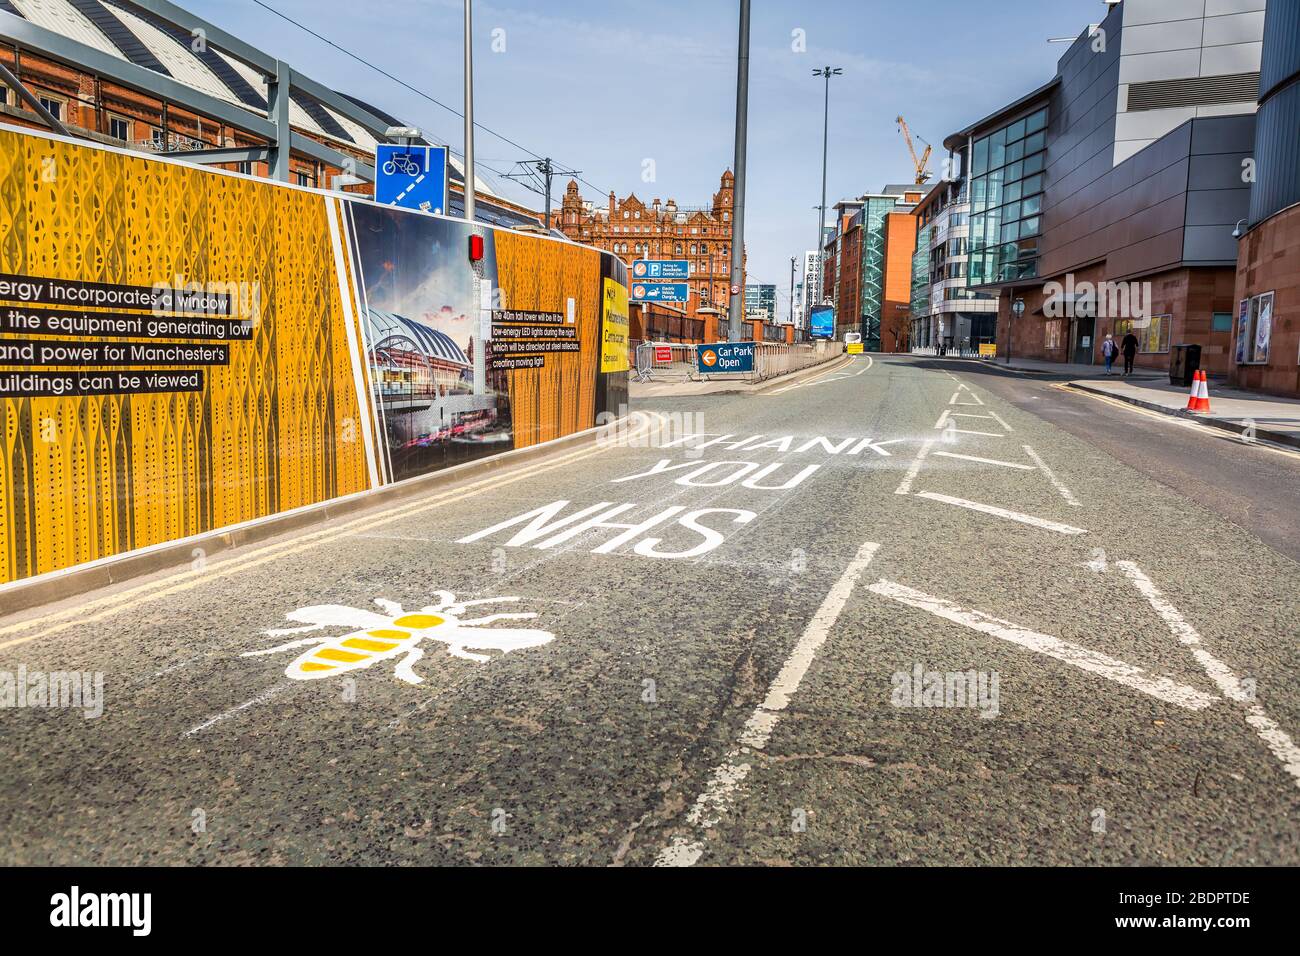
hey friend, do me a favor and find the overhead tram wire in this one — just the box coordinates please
[249,0,614,200]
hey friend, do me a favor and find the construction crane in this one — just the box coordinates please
[896,116,933,185]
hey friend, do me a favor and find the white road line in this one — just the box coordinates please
[913,492,1088,535]
[933,451,1036,470]
[185,682,293,737]
[949,387,984,406]
[867,580,1218,711]
[1117,561,1300,789]
[1022,444,1082,507]
[654,540,882,867]
[895,439,936,495]
[933,409,1005,437]
[855,356,874,374]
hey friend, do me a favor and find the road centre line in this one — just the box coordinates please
[895,440,936,495]
[913,492,1088,535]
[654,541,882,867]
[867,579,1218,711]
[0,415,669,650]
[1023,444,1082,507]
[1117,561,1300,789]
[933,451,1036,470]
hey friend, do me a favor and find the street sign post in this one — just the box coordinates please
[697,341,755,374]
[631,282,689,303]
[631,260,689,280]
[374,145,450,214]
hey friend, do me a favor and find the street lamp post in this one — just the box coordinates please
[813,66,842,309]
[727,0,752,343]
[789,255,797,328]
[1009,296,1025,366]
[463,0,475,222]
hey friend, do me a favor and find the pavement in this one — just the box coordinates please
[1,353,1297,866]
[918,352,1300,449]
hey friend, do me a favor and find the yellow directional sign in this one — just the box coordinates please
[979,343,997,357]
[847,343,864,355]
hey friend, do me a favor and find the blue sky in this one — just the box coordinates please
[188,0,1104,311]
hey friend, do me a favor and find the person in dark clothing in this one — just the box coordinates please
[1120,331,1139,376]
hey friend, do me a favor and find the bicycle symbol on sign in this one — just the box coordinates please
[382,153,422,177]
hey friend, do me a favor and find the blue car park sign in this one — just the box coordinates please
[630,282,689,303]
[374,145,449,214]
[632,259,690,280]
[697,341,755,374]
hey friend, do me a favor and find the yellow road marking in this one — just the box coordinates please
[342,637,401,652]
[1054,384,1300,462]
[393,614,442,629]
[0,416,663,651]
[316,647,367,663]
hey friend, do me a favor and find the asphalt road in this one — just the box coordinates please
[1,354,1297,866]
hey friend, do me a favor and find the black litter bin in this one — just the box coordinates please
[1169,343,1201,387]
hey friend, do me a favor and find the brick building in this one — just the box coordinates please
[556,171,742,341]
[0,0,540,224]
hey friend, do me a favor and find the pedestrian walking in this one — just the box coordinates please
[1101,334,1118,375]
[1120,330,1139,376]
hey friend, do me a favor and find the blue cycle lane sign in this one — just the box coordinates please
[374,145,449,214]
[632,259,689,280]
[697,341,755,374]
[630,282,689,303]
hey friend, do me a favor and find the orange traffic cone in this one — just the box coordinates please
[1185,370,1200,411]
[1188,370,1212,413]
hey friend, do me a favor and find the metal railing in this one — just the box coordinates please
[633,340,844,385]
[750,340,843,382]
[911,345,998,360]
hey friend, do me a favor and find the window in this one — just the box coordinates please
[295,171,311,187]
[38,94,65,122]
[1211,312,1233,333]
[107,114,130,142]
[1116,314,1172,354]
[1235,292,1273,364]
[1045,320,1063,350]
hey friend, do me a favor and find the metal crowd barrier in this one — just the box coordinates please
[634,341,702,382]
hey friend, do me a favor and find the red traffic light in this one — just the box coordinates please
[468,234,484,262]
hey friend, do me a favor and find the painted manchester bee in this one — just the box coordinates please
[242,592,555,684]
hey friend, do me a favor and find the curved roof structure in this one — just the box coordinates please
[2,0,496,198]
[366,309,469,368]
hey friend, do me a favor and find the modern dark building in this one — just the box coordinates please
[947,0,1265,374]
[1234,0,1300,396]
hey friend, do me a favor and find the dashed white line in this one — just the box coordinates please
[1118,561,1300,789]
[185,682,293,737]
[867,580,1218,711]
[654,540,882,866]
[913,492,1088,535]
[1023,444,1082,507]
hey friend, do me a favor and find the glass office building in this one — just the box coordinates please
[968,107,1048,286]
